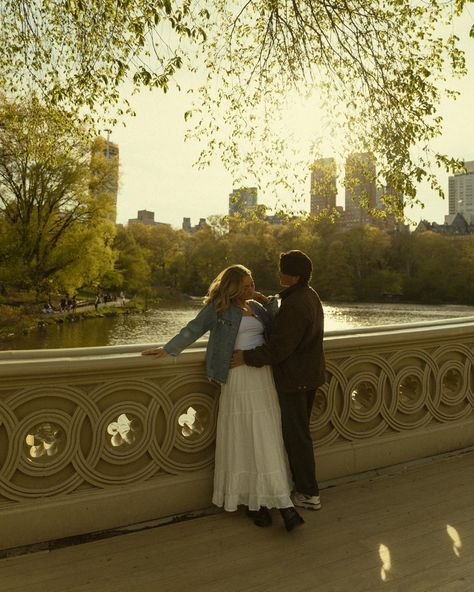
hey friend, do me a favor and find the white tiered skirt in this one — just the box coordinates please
[212,364,293,512]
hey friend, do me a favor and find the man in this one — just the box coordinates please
[232,249,326,510]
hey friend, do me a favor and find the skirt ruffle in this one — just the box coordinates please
[212,364,293,511]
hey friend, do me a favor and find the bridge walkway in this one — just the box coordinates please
[2,450,474,592]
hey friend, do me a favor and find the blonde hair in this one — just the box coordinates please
[204,264,252,312]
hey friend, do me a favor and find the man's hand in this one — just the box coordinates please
[231,350,245,368]
[141,346,167,358]
[251,290,270,304]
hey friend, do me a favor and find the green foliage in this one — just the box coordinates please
[113,215,474,305]
[0,1,471,216]
[0,96,116,298]
[339,226,397,300]
[317,239,355,301]
[111,227,151,293]
[0,304,24,329]
[405,232,471,303]
[188,0,472,215]
[0,0,208,126]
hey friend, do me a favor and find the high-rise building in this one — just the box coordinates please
[182,217,208,233]
[447,161,474,224]
[310,158,337,215]
[90,135,119,223]
[228,187,257,216]
[344,152,376,226]
[128,210,161,226]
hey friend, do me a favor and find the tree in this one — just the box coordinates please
[340,225,398,300]
[189,0,473,215]
[457,236,474,304]
[318,239,355,301]
[0,0,208,125]
[0,97,116,297]
[407,232,464,303]
[0,1,472,216]
[111,227,151,294]
[181,226,229,294]
[127,222,182,289]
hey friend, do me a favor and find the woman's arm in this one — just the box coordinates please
[141,304,215,357]
[251,289,279,319]
[145,303,216,357]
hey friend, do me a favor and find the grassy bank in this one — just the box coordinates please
[0,300,144,345]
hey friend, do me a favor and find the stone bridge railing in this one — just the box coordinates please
[1,317,474,550]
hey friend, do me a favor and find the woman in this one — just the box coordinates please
[142,264,304,532]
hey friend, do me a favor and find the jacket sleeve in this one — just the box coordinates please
[164,304,214,356]
[264,296,279,319]
[243,299,308,367]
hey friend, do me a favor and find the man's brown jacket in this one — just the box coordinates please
[243,282,326,392]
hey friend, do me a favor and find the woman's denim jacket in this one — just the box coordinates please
[164,299,278,384]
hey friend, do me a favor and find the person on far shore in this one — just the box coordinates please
[42,302,53,314]
[142,264,304,532]
[232,250,326,512]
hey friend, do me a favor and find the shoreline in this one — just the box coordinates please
[3,297,474,349]
[0,302,143,346]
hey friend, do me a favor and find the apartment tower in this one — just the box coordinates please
[344,152,376,226]
[310,158,337,215]
[228,187,258,216]
[448,161,474,224]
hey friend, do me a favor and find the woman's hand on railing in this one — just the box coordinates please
[141,347,167,358]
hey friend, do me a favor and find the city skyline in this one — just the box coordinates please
[111,10,474,230]
[119,152,473,231]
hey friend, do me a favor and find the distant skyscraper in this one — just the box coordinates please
[448,161,474,224]
[90,135,119,223]
[228,187,257,216]
[182,217,208,233]
[128,209,159,226]
[344,152,376,225]
[310,158,337,215]
[182,217,192,232]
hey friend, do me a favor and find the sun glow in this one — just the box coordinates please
[446,524,462,557]
[378,543,392,581]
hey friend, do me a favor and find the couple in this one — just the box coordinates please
[142,249,326,533]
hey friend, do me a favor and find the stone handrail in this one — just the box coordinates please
[1,317,474,550]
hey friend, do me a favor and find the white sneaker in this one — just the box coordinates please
[293,492,321,511]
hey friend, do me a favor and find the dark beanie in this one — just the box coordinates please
[279,250,313,283]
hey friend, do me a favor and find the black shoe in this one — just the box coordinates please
[280,507,304,532]
[246,506,272,527]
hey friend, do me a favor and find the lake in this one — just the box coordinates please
[5,300,474,351]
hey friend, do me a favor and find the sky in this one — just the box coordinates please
[111,10,474,230]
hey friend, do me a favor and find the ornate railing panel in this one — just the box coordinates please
[1,317,474,550]
[313,319,474,478]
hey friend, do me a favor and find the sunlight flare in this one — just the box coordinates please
[379,544,392,581]
[446,524,462,557]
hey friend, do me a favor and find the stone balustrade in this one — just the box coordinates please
[1,317,474,550]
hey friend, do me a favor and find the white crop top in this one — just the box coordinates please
[234,315,265,350]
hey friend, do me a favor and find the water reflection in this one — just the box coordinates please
[324,302,474,331]
[5,301,474,350]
